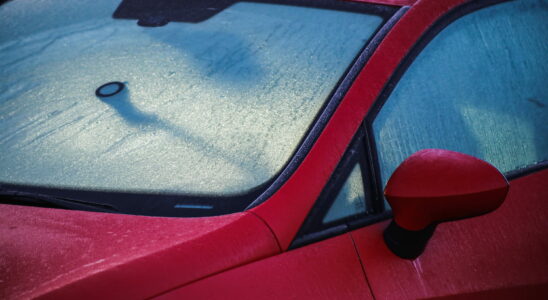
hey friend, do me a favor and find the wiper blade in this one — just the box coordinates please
[0,188,119,212]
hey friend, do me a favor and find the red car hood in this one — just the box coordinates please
[0,205,279,299]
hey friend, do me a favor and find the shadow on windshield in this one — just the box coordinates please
[97,87,270,178]
[145,27,265,88]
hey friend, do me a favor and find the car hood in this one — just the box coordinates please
[0,204,279,299]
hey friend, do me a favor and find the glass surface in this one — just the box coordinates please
[0,0,383,194]
[323,163,366,223]
[373,0,548,188]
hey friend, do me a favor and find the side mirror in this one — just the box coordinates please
[383,149,509,259]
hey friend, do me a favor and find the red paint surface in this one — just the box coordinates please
[385,149,508,230]
[251,0,470,250]
[430,283,548,300]
[352,169,548,299]
[0,207,279,299]
[156,233,373,299]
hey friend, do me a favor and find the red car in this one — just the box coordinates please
[1,0,547,299]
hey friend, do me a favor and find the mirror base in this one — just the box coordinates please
[383,220,436,259]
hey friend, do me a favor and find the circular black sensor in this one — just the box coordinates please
[96,82,125,97]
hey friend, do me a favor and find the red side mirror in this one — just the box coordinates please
[383,149,509,259]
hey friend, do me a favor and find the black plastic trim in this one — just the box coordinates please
[292,224,348,249]
[0,181,271,217]
[291,130,370,243]
[289,125,392,249]
[114,0,396,25]
[383,220,437,259]
[292,211,391,249]
[505,160,548,181]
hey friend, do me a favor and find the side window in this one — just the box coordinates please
[323,163,366,223]
[292,131,376,247]
[373,0,548,188]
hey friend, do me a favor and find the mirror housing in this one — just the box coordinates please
[383,149,509,259]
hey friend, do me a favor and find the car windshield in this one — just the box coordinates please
[0,0,388,215]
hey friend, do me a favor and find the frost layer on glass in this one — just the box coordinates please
[0,1,383,194]
[323,164,366,224]
[373,0,548,188]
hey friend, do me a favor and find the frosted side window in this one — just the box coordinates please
[373,0,548,188]
[323,164,366,223]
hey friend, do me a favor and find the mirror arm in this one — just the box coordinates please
[383,221,437,259]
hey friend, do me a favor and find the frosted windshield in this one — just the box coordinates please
[0,0,383,194]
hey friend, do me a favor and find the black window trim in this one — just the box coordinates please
[291,126,391,249]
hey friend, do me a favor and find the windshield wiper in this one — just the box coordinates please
[0,188,119,212]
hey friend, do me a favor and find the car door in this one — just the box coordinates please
[349,0,548,298]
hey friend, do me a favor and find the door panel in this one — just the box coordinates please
[351,169,548,299]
